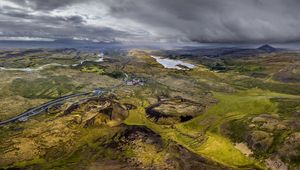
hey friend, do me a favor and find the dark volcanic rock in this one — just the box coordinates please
[166,143,229,170]
[60,97,129,127]
[107,125,163,148]
[101,125,230,170]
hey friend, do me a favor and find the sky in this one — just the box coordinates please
[0,0,300,43]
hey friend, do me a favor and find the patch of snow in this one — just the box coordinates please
[95,53,104,62]
[234,143,253,157]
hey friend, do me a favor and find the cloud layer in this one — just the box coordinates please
[1,0,300,43]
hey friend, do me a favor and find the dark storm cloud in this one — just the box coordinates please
[1,0,300,42]
[0,20,130,41]
[0,0,131,41]
[0,8,85,25]
[101,0,300,42]
[9,0,84,11]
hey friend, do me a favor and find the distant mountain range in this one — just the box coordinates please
[0,39,296,56]
[0,39,122,50]
[161,44,281,58]
[257,44,277,52]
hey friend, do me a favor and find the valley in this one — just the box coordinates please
[0,46,299,170]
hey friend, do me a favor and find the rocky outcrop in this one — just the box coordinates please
[59,97,134,127]
[247,130,273,151]
[99,125,229,170]
[146,96,205,125]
